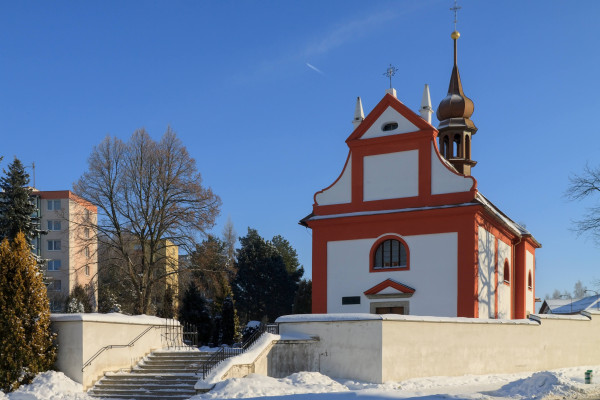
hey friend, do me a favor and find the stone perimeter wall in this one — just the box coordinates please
[51,314,170,389]
[273,312,600,383]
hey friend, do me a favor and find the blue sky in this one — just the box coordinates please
[1,1,599,300]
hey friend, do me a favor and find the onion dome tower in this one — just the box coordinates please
[436,30,478,176]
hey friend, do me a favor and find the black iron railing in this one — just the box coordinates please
[162,318,199,349]
[82,325,161,371]
[199,323,279,379]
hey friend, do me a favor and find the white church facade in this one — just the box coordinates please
[301,30,540,319]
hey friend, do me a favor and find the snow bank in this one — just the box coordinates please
[196,372,348,399]
[491,371,582,399]
[277,313,538,325]
[193,366,600,400]
[50,312,171,325]
[195,332,280,390]
[1,371,92,400]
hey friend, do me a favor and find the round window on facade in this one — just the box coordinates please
[382,122,398,132]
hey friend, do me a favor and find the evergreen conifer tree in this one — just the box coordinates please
[158,286,175,318]
[220,292,240,346]
[0,232,56,392]
[233,228,300,324]
[178,282,213,344]
[0,158,40,245]
[64,284,92,313]
[97,286,122,313]
[293,279,312,314]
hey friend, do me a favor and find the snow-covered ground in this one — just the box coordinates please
[3,366,600,400]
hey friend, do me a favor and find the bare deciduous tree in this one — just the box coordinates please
[73,128,220,314]
[567,164,600,243]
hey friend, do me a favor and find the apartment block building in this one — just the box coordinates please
[33,190,98,312]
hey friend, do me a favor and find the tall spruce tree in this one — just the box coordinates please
[0,158,39,245]
[220,293,240,345]
[0,232,56,392]
[178,282,213,344]
[293,279,312,314]
[233,229,301,324]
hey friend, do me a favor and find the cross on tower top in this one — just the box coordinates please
[383,64,398,89]
[450,0,461,31]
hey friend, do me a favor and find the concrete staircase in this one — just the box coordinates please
[88,349,212,399]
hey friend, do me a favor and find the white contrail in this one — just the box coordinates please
[306,63,324,75]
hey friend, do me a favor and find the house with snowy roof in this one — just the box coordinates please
[300,29,541,319]
[539,295,600,315]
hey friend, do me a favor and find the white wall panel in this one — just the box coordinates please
[363,151,418,201]
[327,233,458,317]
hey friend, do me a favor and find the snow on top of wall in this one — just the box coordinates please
[276,313,539,325]
[50,312,173,326]
[276,313,383,323]
[195,333,281,389]
[529,313,590,322]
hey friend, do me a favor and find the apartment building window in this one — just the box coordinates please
[47,200,61,210]
[49,300,62,312]
[85,265,90,276]
[84,246,89,258]
[47,220,61,231]
[47,240,61,251]
[47,260,61,271]
[84,228,90,238]
[49,280,61,291]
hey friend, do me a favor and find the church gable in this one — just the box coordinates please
[314,155,352,206]
[346,93,434,143]
[360,107,418,139]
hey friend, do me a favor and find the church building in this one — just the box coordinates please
[300,30,540,319]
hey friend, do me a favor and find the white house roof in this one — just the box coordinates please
[540,295,600,314]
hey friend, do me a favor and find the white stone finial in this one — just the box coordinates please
[352,97,365,129]
[419,84,433,124]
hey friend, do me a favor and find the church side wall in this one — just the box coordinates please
[327,233,457,316]
[526,250,535,315]
[477,226,495,318]
[497,240,512,319]
[277,313,600,384]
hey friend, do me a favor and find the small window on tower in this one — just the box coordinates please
[382,122,398,131]
[503,260,510,284]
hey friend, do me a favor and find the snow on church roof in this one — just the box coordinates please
[301,191,539,246]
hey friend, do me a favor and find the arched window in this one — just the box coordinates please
[528,271,533,290]
[443,136,450,158]
[465,135,471,159]
[453,135,462,157]
[503,260,510,284]
[371,238,408,271]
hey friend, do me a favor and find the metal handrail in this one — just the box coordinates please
[81,325,161,371]
[199,323,279,378]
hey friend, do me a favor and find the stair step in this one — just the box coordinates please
[103,374,197,380]
[93,388,196,397]
[92,382,194,389]
[89,394,191,400]
[138,363,201,368]
[89,349,214,399]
